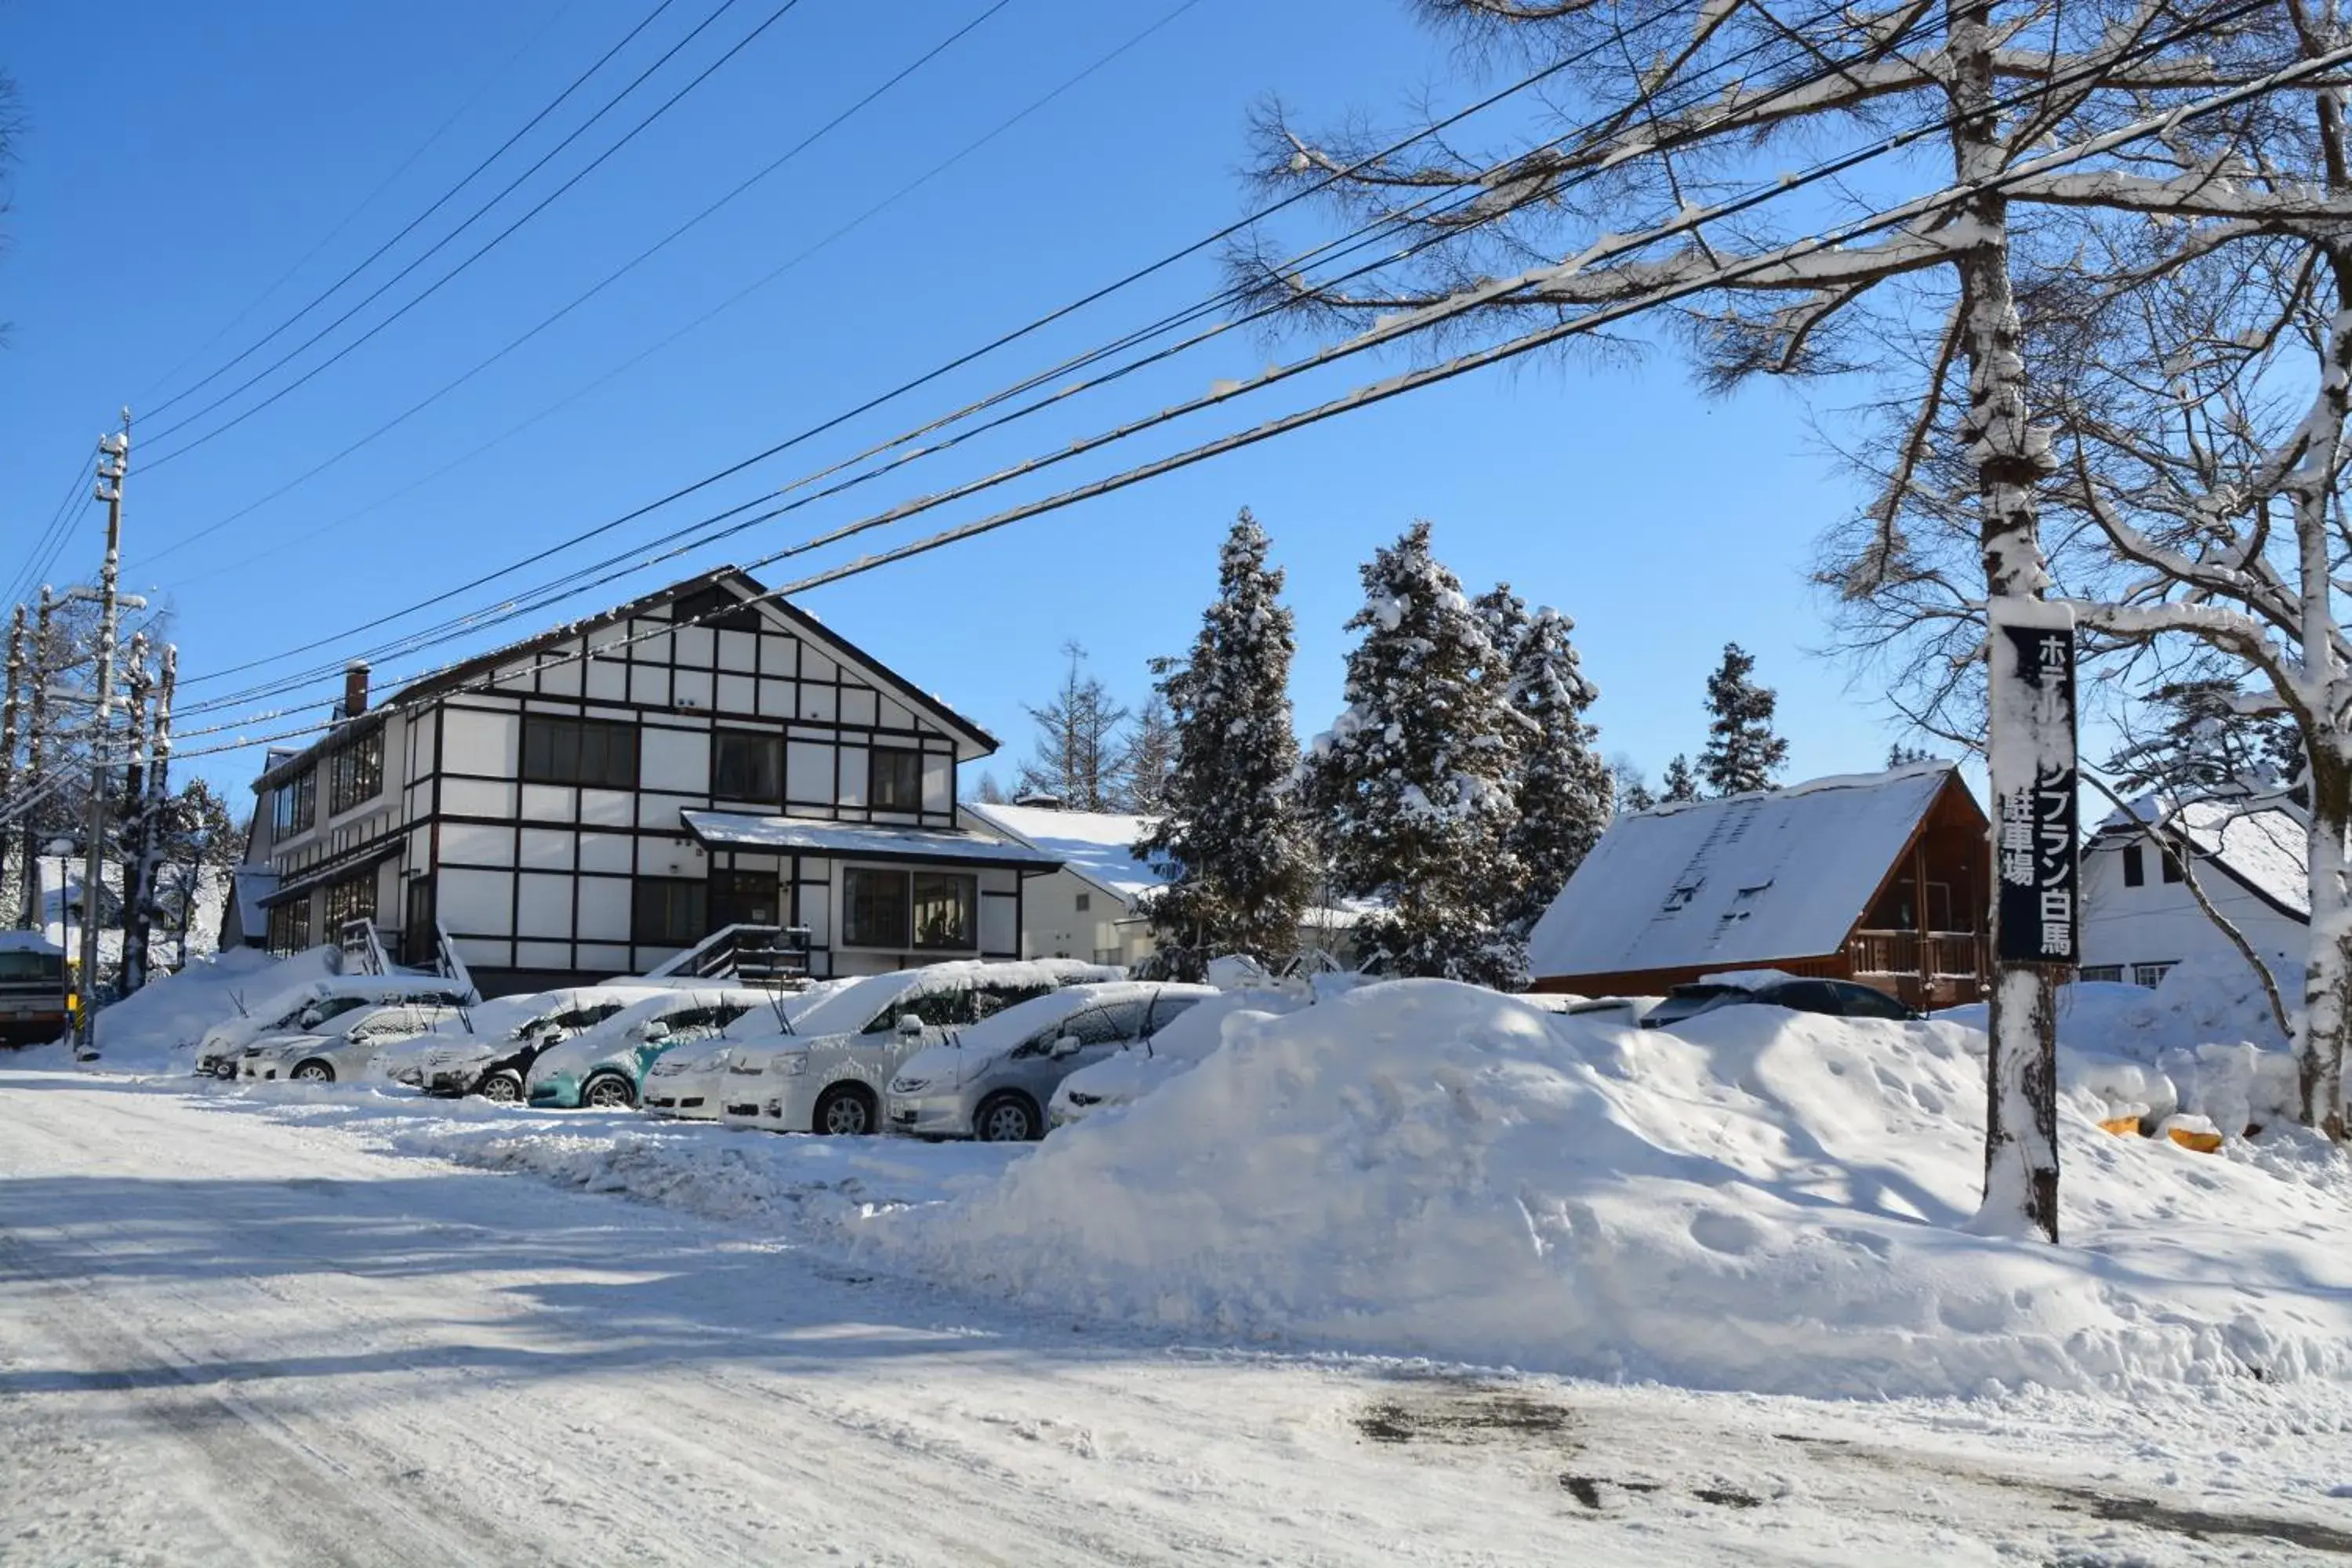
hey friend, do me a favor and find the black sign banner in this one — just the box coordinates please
[1994,618,2079,966]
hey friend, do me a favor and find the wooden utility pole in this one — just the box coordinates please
[74,415,129,1059]
[20,589,53,931]
[118,633,151,995]
[1,605,20,924]
[144,645,177,972]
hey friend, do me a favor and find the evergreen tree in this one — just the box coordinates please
[1137,511,1316,977]
[1014,641,1128,809]
[1661,754,1700,802]
[1116,693,1179,815]
[1499,608,1611,937]
[1886,742,1940,768]
[1306,521,1523,987]
[2107,677,2300,797]
[1697,643,1789,796]
[1610,757,1657,815]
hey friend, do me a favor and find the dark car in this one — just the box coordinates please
[1640,977,1920,1029]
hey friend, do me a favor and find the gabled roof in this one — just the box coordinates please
[681,810,1062,870]
[2090,793,2309,922]
[1527,764,1969,981]
[956,801,1163,905]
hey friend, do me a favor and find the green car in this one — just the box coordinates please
[524,988,775,1109]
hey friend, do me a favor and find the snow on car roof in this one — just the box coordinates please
[0,931,64,954]
[957,801,1163,902]
[952,980,1217,1048]
[1529,764,1960,981]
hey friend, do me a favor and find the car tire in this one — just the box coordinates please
[291,1060,335,1084]
[975,1093,1040,1143]
[581,1073,636,1110]
[475,1070,524,1104]
[811,1083,877,1137]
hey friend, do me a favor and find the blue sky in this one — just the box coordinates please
[1,0,1913,808]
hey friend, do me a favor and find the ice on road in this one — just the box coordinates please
[3,1070,2349,1566]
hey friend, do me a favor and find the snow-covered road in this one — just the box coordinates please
[4,1070,2349,1566]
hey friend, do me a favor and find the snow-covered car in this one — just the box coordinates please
[1047,989,1304,1129]
[524,989,771,1109]
[718,960,1122,1137]
[382,985,673,1101]
[193,975,478,1077]
[1641,975,1919,1029]
[236,1002,471,1083]
[888,982,1217,1142]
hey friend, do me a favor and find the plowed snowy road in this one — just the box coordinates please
[4,1072,2349,1566]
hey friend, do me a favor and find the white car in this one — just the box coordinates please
[887,982,1218,1141]
[640,980,858,1120]
[525,989,775,1109]
[380,985,676,1100]
[236,1002,471,1083]
[1047,989,1305,1128]
[194,975,479,1077]
[718,960,1122,1137]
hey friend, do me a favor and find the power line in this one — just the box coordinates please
[136,0,1025,568]
[139,0,798,466]
[133,0,588,407]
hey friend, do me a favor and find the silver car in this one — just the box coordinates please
[886,982,1216,1142]
[236,1002,470,1083]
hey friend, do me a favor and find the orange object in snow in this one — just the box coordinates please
[2165,1126,2224,1154]
[2097,1115,2142,1137]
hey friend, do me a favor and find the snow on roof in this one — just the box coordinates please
[2093,794,2308,919]
[957,801,1162,903]
[1528,764,1960,981]
[681,811,1062,869]
[0,931,64,955]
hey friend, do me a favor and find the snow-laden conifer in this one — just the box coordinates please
[1136,511,1316,977]
[1307,521,1522,986]
[1500,608,1611,938]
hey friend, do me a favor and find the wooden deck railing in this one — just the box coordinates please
[1846,929,1984,982]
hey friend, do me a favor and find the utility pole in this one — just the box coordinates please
[143,644,177,973]
[20,588,52,931]
[1,604,20,924]
[75,414,129,1059]
[118,633,151,996]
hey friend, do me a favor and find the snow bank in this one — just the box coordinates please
[861,980,2352,1399]
[9,946,334,1073]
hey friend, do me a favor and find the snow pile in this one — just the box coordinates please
[1940,955,2303,1129]
[11,946,332,1073]
[861,979,2352,1399]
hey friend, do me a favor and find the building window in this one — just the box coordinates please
[403,879,437,967]
[2161,849,2184,884]
[670,584,761,632]
[912,872,976,950]
[324,869,377,934]
[712,730,782,802]
[840,866,976,950]
[871,746,923,810]
[521,715,638,789]
[2121,844,2144,887]
[1074,891,1091,912]
[2078,964,2123,983]
[2132,960,2176,988]
[328,729,384,817]
[265,900,311,956]
[842,866,910,949]
[633,877,708,946]
[273,770,317,838]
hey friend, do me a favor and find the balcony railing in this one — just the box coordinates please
[1847,928,1984,982]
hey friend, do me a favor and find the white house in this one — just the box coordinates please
[234,568,1064,995]
[2081,797,2308,987]
[955,800,1160,967]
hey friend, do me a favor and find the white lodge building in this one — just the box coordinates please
[238,568,1059,995]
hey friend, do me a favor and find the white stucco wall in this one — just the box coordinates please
[2080,843,2307,980]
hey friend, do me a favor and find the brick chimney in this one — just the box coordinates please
[343,659,370,717]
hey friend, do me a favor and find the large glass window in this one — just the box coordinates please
[712,731,782,802]
[328,730,384,816]
[633,877,707,946]
[912,872,976,950]
[273,770,317,837]
[266,899,312,957]
[324,869,377,933]
[842,866,911,949]
[870,747,923,811]
[521,715,638,789]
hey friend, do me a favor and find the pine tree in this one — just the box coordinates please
[1499,608,1611,937]
[1014,642,1128,810]
[1116,693,1179,815]
[1136,511,1316,978]
[1306,521,1523,986]
[1886,742,1940,769]
[1697,644,1789,797]
[1661,754,1700,803]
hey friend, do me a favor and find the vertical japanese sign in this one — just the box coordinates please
[1991,605,2079,965]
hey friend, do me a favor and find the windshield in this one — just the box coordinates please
[0,951,64,985]
[1642,985,1747,1025]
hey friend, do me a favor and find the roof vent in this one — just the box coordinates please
[1011,792,1065,810]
